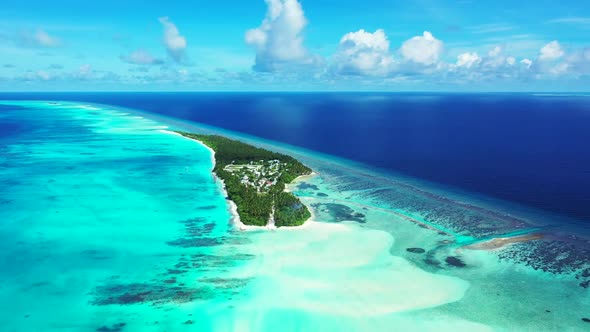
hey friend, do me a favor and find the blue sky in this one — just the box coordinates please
[1,0,589,91]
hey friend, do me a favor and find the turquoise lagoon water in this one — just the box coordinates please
[0,101,246,331]
[1,101,589,331]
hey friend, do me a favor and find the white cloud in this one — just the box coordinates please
[444,44,536,83]
[333,29,394,76]
[35,30,60,47]
[488,46,502,57]
[521,58,533,68]
[400,31,443,66]
[481,46,508,68]
[158,17,187,62]
[539,41,564,61]
[456,52,481,68]
[18,29,61,48]
[245,0,318,72]
[532,41,575,77]
[121,49,164,65]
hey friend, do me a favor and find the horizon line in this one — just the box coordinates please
[1,91,590,94]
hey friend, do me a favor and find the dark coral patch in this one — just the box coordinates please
[178,217,217,237]
[446,256,467,268]
[406,247,426,254]
[316,192,328,197]
[582,318,590,323]
[310,203,366,223]
[424,258,441,266]
[297,183,319,191]
[96,323,126,332]
[90,283,214,306]
[188,253,255,271]
[166,237,224,248]
[174,261,190,269]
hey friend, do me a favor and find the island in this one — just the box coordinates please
[177,132,312,227]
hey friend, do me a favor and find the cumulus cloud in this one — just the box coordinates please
[159,17,187,62]
[121,49,164,65]
[445,44,536,83]
[400,31,443,66]
[245,0,319,72]
[533,45,590,77]
[332,29,394,76]
[539,41,564,61]
[532,41,573,76]
[18,29,61,48]
[488,46,502,57]
[482,46,508,67]
[456,52,481,68]
[329,29,448,77]
[521,58,533,68]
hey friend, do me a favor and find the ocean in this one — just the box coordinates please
[1,96,589,331]
[2,92,589,223]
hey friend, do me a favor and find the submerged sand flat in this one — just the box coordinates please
[0,101,589,331]
[188,218,492,331]
[231,221,469,316]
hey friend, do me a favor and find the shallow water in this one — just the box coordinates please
[1,101,589,331]
[0,101,247,331]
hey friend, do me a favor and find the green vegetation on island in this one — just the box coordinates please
[177,132,312,227]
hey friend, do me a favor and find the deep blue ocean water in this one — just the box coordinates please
[2,92,589,223]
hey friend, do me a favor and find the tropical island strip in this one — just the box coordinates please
[176,132,312,228]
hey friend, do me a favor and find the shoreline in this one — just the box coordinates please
[160,129,312,231]
[284,171,319,193]
[159,130,243,230]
